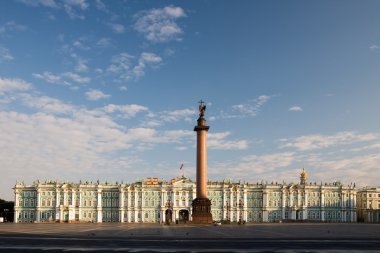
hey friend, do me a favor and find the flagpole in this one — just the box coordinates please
[180,163,184,178]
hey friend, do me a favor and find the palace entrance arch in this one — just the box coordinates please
[179,209,189,223]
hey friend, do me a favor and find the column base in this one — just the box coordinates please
[191,198,213,224]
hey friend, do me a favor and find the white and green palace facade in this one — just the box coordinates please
[14,170,357,223]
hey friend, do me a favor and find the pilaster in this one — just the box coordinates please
[97,187,102,223]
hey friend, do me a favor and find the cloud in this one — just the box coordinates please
[133,52,162,78]
[134,5,186,42]
[213,95,272,120]
[232,95,270,117]
[73,40,90,51]
[119,86,127,91]
[108,52,162,80]
[108,23,125,34]
[18,0,88,19]
[62,72,91,83]
[96,37,111,48]
[0,46,14,62]
[20,94,75,114]
[63,0,88,19]
[107,53,134,80]
[289,106,303,112]
[17,0,59,8]
[160,108,195,122]
[103,104,148,118]
[33,71,90,87]
[0,21,27,34]
[64,0,88,10]
[33,72,61,83]
[369,44,380,51]
[0,108,134,199]
[281,131,379,151]
[85,89,110,101]
[75,58,89,72]
[208,132,249,150]
[0,77,32,93]
[95,0,106,11]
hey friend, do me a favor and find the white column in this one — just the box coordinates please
[55,190,60,221]
[243,190,247,221]
[134,191,139,222]
[78,189,82,221]
[304,191,308,208]
[14,189,19,223]
[161,191,165,207]
[97,188,102,223]
[289,191,293,207]
[119,190,124,223]
[63,190,67,207]
[263,191,268,208]
[281,191,286,219]
[297,191,301,207]
[36,189,41,222]
[303,191,307,220]
[321,190,325,221]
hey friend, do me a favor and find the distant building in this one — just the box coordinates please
[357,187,380,223]
[14,169,357,223]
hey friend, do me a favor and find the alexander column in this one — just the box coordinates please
[192,100,213,224]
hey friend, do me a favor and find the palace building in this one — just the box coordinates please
[356,187,380,223]
[13,169,357,223]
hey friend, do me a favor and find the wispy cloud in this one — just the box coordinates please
[289,105,303,112]
[0,21,27,34]
[107,53,134,80]
[0,77,32,94]
[107,52,162,81]
[133,52,162,78]
[103,104,148,118]
[280,131,379,151]
[232,95,271,117]
[18,0,88,19]
[208,132,248,150]
[33,72,61,84]
[0,46,14,62]
[62,72,90,83]
[17,0,59,8]
[85,89,110,101]
[21,93,75,114]
[210,95,271,120]
[369,44,380,51]
[108,23,125,34]
[134,5,186,42]
[96,37,111,48]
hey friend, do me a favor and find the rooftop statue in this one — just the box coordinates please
[198,99,206,117]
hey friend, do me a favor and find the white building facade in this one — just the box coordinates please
[357,187,380,223]
[14,170,357,223]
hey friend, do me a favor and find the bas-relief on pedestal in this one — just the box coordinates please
[191,100,213,224]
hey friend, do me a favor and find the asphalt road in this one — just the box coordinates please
[0,223,379,252]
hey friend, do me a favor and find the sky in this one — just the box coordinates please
[1,0,380,200]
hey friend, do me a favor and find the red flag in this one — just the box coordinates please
[179,164,184,170]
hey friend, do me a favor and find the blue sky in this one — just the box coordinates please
[1,0,380,200]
